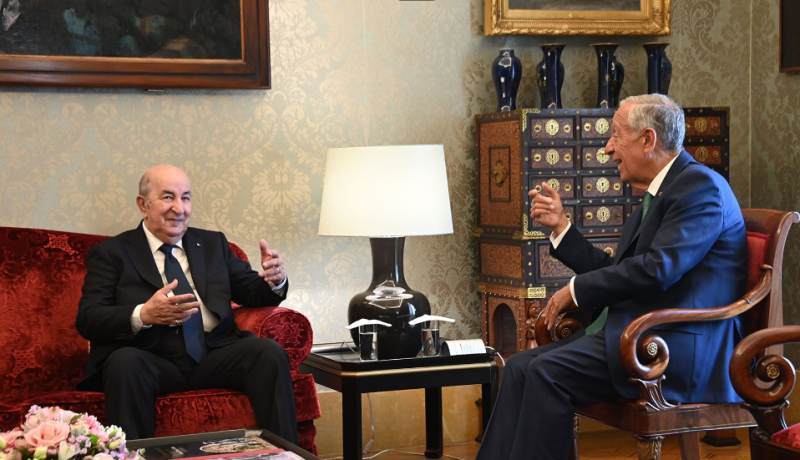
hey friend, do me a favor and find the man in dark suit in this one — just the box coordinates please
[476,94,747,460]
[76,165,297,443]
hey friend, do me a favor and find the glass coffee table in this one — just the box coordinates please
[300,347,498,460]
[127,429,320,460]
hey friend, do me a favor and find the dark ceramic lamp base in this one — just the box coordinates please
[348,237,431,360]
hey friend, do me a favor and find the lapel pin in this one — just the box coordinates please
[197,243,201,247]
[658,191,663,196]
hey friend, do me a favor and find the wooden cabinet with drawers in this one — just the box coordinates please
[475,107,730,356]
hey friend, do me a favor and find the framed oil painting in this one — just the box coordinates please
[484,0,671,36]
[781,0,800,72]
[0,0,270,89]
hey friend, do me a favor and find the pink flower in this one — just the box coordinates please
[1,429,23,449]
[23,421,70,448]
[93,454,113,460]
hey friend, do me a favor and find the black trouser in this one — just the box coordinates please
[476,329,618,460]
[100,334,298,443]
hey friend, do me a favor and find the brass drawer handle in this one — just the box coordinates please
[534,154,542,162]
[546,149,560,165]
[613,183,621,191]
[564,153,572,162]
[564,183,572,192]
[585,183,593,191]
[603,247,615,257]
[596,148,610,164]
[565,212,572,220]
[585,153,592,161]
[586,212,594,221]
[596,178,610,194]
[597,206,610,223]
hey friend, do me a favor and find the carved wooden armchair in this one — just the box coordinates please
[534,209,800,460]
[731,324,800,459]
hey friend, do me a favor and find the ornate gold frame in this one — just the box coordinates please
[484,0,671,36]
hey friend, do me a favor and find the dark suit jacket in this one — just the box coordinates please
[552,151,747,403]
[75,223,287,390]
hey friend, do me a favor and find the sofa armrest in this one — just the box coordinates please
[233,307,313,374]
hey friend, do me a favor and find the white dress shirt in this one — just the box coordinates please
[550,153,680,306]
[131,224,287,333]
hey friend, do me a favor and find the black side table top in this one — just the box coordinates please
[303,347,497,375]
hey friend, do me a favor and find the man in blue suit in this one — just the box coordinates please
[476,94,747,460]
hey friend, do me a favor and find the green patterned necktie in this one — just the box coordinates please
[584,192,654,336]
[641,192,653,220]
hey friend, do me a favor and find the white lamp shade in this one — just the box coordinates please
[318,144,454,237]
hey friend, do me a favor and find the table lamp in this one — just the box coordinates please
[318,144,454,359]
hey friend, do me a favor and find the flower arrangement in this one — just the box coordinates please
[0,407,140,460]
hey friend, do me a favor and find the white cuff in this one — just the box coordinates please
[268,275,288,295]
[131,303,152,335]
[569,276,578,307]
[549,221,572,249]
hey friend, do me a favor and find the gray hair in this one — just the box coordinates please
[138,174,151,197]
[619,94,685,153]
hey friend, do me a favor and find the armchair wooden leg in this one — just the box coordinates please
[678,432,701,460]
[567,415,579,460]
[634,435,664,460]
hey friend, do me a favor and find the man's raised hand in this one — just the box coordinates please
[140,279,200,326]
[529,181,570,236]
[258,239,286,284]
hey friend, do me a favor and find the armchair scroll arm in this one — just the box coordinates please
[618,265,772,411]
[729,325,800,436]
[532,306,583,347]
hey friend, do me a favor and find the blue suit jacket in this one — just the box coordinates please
[552,151,747,403]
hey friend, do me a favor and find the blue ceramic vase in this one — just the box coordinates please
[491,49,522,112]
[643,42,672,96]
[536,43,566,109]
[591,43,625,108]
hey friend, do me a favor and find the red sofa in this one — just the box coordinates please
[0,227,321,453]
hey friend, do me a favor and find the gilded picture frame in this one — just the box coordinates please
[484,0,671,36]
[0,0,270,89]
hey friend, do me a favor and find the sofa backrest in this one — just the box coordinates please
[0,227,251,403]
[0,228,108,402]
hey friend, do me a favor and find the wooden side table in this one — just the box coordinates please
[300,349,497,460]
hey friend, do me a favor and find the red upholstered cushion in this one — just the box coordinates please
[741,231,770,337]
[293,373,322,422]
[0,228,106,402]
[746,231,770,290]
[772,423,800,449]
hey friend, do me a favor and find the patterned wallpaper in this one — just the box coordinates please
[751,0,800,423]
[0,0,754,346]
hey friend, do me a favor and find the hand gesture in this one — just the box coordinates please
[529,181,569,236]
[140,279,200,326]
[257,239,286,284]
[543,286,577,331]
